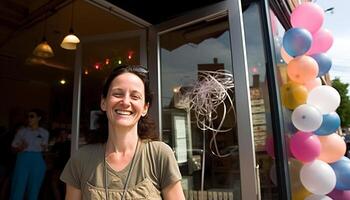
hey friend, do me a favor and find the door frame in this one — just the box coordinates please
[147,0,259,199]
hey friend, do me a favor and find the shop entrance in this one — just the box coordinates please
[147,1,260,199]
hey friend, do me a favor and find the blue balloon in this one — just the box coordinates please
[282,28,312,57]
[311,53,332,77]
[314,112,340,136]
[330,156,350,190]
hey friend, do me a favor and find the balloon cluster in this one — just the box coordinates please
[267,2,350,199]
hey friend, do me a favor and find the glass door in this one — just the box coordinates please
[148,1,259,199]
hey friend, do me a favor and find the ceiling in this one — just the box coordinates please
[0,0,142,85]
[106,0,224,24]
[0,0,299,85]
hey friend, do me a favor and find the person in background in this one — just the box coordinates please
[10,109,49,200]
[60,65,185,200]
[50,128,71,200]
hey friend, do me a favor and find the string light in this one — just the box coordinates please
[128,51,133,60]
[60,79,66,85]
[84,51,135,76]
[105,58,110,65]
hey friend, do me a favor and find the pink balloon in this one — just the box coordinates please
[266,134,275,158]
[290,131,321,163]
[304,78,322,91]
[291,2,324,33]
[328,188,350,200]
[281,47,294,64]
[307,29,334,55]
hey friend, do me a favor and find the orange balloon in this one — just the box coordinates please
[317,133,346,163]
[303,78,322,91]
[281,47,294,64]
[287,56,319,84]
[281,82,308,109]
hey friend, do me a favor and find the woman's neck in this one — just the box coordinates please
[106,124,139,155]
[29,124,39,130]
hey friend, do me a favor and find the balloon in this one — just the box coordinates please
[265,134,292,158]
[315,112,341,136]
[290,158,312,200]
[270,158,303,186]
[305,194,332,200]
[304,78,322,91]
[290,131,321,162]
[292,104,323,132]
[330,156,350,190]
[265,134,275,158]
[281,47,294,63]
[287,56,318,84]
[300,159,336,195]
[281,82,308,110]
[318,134,346,163]
[292,187,312,200]
[307,29,334,55]
[310,53,332,77]
[283,28,312,57]
[328,188,350,200]
[307,86,341,114]
[290,2,324,33]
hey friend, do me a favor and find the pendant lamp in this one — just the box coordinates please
[61,1,80,50]
[33,15,54,58]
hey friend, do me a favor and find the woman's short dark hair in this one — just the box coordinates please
[28,108,44,126]
[29,108,44,118]
[87,65,158,143]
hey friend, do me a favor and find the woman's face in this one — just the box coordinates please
[101,72,149,129]
[27,112,40,127]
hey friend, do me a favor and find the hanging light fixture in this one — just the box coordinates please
[61,1,80,50]
[33,13,54,58]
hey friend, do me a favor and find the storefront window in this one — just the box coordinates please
[242,2,289,199]
[80,37,140,144]
[269,7,305,200]
[159,16,241,199]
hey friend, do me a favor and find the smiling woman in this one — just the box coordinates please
[60,65,185,200]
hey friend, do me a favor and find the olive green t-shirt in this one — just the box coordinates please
[60,140,182,199]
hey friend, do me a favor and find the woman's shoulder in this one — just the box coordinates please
[143,140,174,155]
[71,144,104,161]
[77,143,103,154]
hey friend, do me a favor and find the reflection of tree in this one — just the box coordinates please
[332,78,350,127]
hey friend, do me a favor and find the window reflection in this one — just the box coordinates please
[159,17,241,199]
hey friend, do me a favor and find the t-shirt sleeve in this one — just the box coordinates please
[60,150,83,189]
[156,142,182,189]
[42,129,49,146]
[11,129,24,147]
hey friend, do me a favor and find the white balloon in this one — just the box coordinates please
[292,104,323,132]
[300,160,336,195]
[307,86,340,114]
[305,194,333,200]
